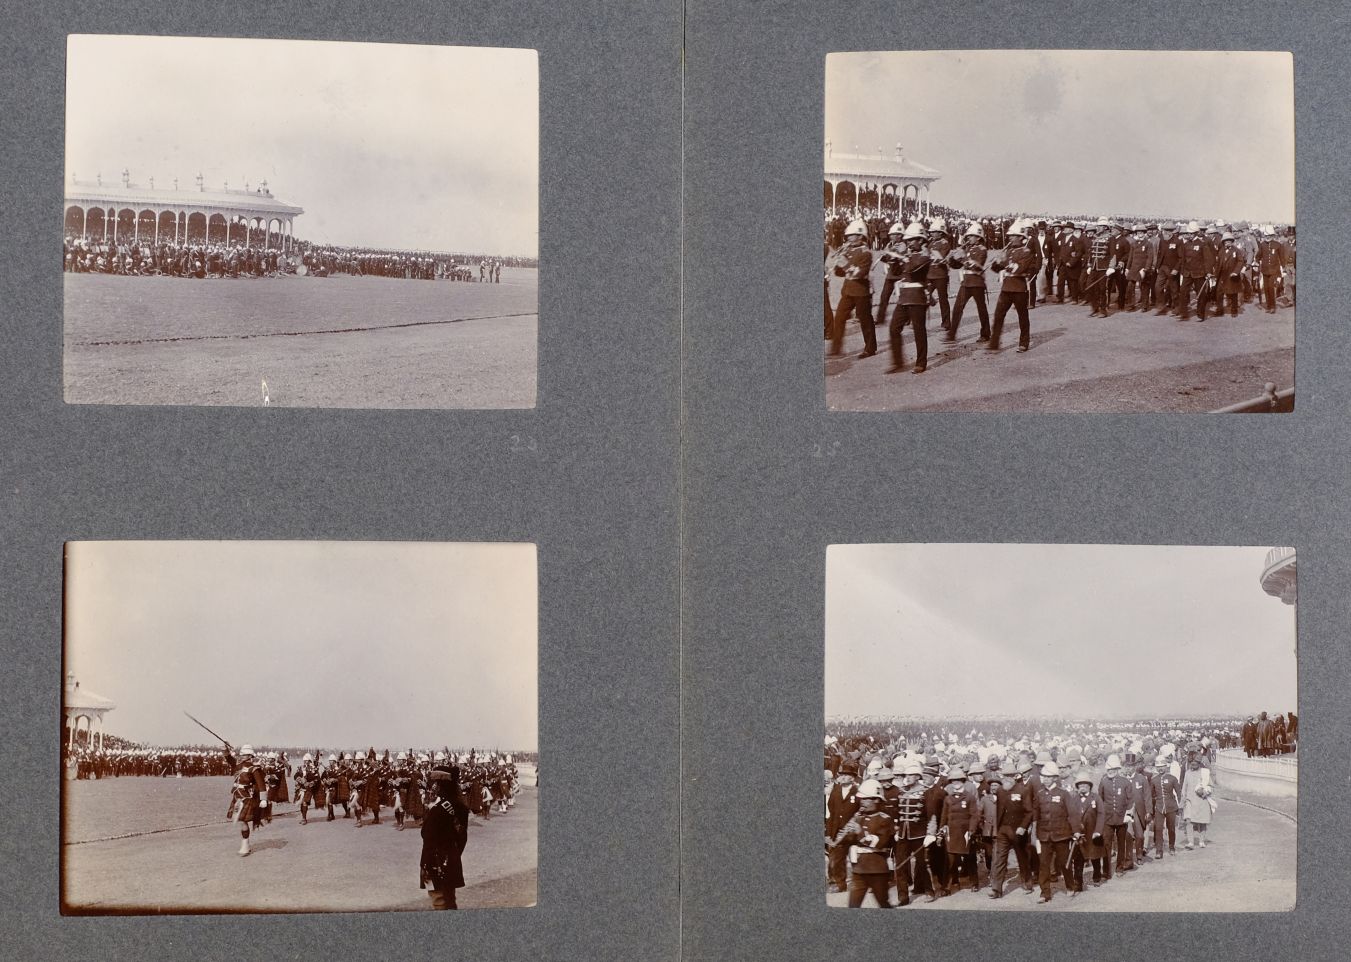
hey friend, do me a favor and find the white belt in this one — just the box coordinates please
[901,282,924,288]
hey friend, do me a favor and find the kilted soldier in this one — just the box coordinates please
[1177,221,1216,321]
[391,752,414,829]
[891,760,935,904]
[1150,754,1183,856]
[294,754,322,825]
[986,219,1038,353]
[420,764,470,910]
[1030,761,1074,904]
[323,753,352,821]
[827,220,877,359]
[945,223,990,342]
[925,219,953,332]
[887,223,933,374]
[833,778,896,908]
[226,744,266,857]
[1256,226,1288,314]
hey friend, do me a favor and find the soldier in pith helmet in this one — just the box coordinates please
[226,744,266,857]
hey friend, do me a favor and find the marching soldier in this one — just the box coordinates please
[874,222,908,335]
[1123,225,1154,311]
[945,223,990,342]
[1083,219,1114,317]
[886,223,933,374]
[323,752,352,821]
[1097,754,1139,878]
[294,753,321,825]
[1030,761,1074,904]
[925,219,953,332]
[827,220,877,358]
[1257,225,1288,314]
[988,760,1035,899]
[833,778,896,908]
[1154,223,1183,315]
[986,219,1038,353]
[226,744,266,857]
[1056,220,1085,303]
[892,760,935,905]
[938,767,980,894]
[1177,221,1217,321]
[1215,233,1245,317]
[1127,754,1156,864]
[1150,754,1183,857]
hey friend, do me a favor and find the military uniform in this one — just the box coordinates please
[888,249,932,373]
[829,235,877,357]
[1097,770,1139,876]
[837,806,896,908]
[988,226,1038,352]
[946,236,990,341]
[892,779,935,903]
[1150,764,1183,856]
[1178,230,1217,320]
[1257,235,1288,312]
[1030,776,1075,902]
[925,231,953,331]
[1154,229,1183,314]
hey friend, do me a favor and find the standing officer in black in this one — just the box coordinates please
[1056,220,1085,303]
[892,760,935,905]
[1030,761,1074,904]
[987,219,1038,353]
[1177,221,1217,320]
[888,222,932,374]
[988,759,1035,897]
[420,763,470,909]
[1154,223,1183,315]
[828,219,876,357]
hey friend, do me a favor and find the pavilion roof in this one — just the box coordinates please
[825,146,941,183]
[66,179,304,216]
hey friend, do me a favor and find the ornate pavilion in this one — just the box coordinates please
[825,142,941,218]
[63,672,116,750]
[1260,547,1297,606]
[64,169,304,250]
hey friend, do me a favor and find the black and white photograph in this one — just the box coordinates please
[63,35,538,408]
[61,540,538,914]
[824,543,1297,911]
[824,51,1295,412]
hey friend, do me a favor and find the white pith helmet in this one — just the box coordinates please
[963,223,983,240]
[928,218,947,233]
[239,745,255,757]
[845,219,867,237]
[903,222,925,240]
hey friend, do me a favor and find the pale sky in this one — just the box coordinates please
[826,544,1296,720]
[64,541,538,750]
[826,50,1295,224]
[66,35,538,256]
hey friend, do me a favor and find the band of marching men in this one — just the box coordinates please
[824,716,1293,908]
[826,215,1295,373]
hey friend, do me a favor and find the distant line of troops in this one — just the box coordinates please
[62,237,497,282]
[826,215,1294,374]
[826,744,1222,908]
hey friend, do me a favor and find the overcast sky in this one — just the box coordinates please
[826,51,1294,223]
[826,544,1296,720]
[66,35,538,256]
[65,541,537,750]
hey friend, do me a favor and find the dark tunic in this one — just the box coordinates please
[420,793,470,890]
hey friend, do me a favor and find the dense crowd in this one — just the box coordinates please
[823,713,1294,908]
[825,206,1295,371]
[63,235,531,283]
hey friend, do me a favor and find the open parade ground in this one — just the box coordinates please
[62,772,538,913]
[825,272,1294,413]
[64,269,538,409]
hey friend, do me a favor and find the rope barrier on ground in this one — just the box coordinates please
[75,312,539,348]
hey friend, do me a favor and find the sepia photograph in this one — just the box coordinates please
[824,543,1297,911]
[824,51,1295,413]
[63,35,538,409]
[61,540,538,914]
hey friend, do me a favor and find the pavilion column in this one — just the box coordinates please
[67,717,73,748]
[154,212,159,245]
[226,217,231,246]
[245,220,251,247]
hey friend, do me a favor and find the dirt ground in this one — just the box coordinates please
[825,785,1295,912]
[63,269,537,408]
[62,776,537,913]
[825,269,1294,413]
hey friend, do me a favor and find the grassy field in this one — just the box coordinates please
[64,269,537,408]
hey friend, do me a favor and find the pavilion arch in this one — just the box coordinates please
[65,205,85,236]
[834,180,857,210]
[115,208,136,242]
[157,210,177,243]
[207,213,228,244]
[136,209,157,242]
[186,211,208,242]
[85,206,106,239]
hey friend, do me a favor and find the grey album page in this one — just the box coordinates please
[683,0,1349,959]
[0,1,681,960]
